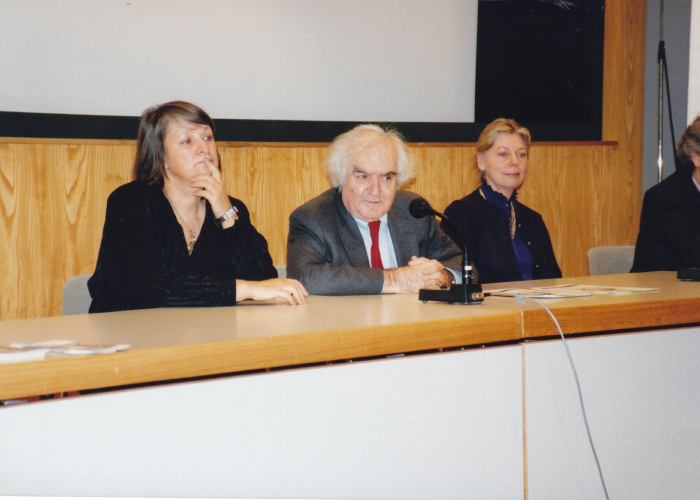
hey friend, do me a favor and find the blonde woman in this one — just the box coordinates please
[443,118,560,283]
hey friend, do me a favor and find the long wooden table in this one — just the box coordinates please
[2,271,699,499]
[1,271,699,401]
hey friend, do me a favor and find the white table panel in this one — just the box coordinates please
[525,327,700,500]
[1,344,523,499]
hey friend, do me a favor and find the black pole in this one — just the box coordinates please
[657,40,679,172]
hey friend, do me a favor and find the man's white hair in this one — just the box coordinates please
[327,124,414,189]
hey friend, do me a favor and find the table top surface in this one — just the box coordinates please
[1,271,698,400]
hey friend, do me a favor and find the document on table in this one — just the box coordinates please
[0,339,130,364]
[0,346,52,364]
[488,283,658,299]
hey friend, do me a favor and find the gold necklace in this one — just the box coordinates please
[165,194,202,255]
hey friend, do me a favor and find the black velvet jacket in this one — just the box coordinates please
[631,170,700,272]
[443,188,561,284]
[88,181,276,313]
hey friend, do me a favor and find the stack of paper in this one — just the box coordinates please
[488,283,658,299]
[0,339,130,364]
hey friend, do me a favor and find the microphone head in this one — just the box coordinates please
[409,197,434,219]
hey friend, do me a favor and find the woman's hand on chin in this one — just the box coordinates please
[236,278,309,305]
[190,159,232,217]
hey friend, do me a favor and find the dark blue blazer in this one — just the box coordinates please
[443,189,561,284]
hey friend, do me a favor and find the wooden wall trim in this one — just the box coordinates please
[1,137,620,148]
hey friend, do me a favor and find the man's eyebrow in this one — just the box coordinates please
[350,168,397,176]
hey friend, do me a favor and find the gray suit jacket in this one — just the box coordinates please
[287,188,462,295]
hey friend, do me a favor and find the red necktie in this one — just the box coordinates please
[369,220,384,269]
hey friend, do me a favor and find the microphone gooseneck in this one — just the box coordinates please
[409,197,484,304]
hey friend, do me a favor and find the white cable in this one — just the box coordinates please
[517,295,611,500]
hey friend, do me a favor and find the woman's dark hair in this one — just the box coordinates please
[676,115,700,175]
[133,101,216,187]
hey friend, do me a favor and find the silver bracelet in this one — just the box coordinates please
[215,206,239,227]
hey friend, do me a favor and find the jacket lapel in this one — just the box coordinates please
[387,197,416,266]
[333,189,372,267]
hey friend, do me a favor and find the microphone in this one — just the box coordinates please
[409,197,484,304]
[407,197,433,219]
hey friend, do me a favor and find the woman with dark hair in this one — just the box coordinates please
[442,118,561,283]
[88,101,307,312]
[631,115,700,272]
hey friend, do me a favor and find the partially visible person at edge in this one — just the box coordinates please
[631,114,700,272]
[88,101,307,312]
[442,117,561,284]
[286,124,461,295]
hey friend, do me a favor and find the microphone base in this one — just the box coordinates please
[678,267,700,281]
[419,283,485,305]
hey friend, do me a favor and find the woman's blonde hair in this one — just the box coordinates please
[475,118,531,170]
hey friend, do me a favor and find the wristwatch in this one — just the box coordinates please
[215,206,239,227]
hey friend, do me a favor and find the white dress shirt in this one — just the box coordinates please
[351,214,398,269]
[351,214,461,283]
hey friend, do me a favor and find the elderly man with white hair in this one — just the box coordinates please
[287,124,461,295]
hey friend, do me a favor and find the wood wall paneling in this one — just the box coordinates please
[0,143,19,317]
[1,140,628,319]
